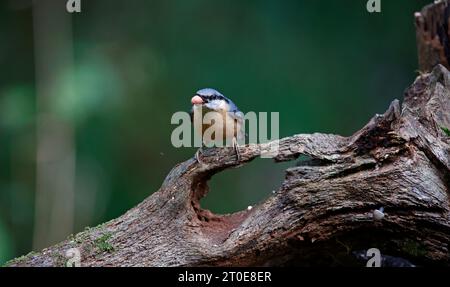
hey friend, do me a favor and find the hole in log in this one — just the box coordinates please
[189,158,292,243]
[202,159,292,214]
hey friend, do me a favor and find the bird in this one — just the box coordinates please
[190,88,244,163]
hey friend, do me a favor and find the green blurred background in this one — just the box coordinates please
[0,0,430,264]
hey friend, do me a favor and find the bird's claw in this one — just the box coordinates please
[195,141,241,165]
[195,148,204,165]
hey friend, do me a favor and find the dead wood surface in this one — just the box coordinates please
[6,64,449,267]
[416,0,450,72]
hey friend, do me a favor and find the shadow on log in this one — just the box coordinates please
[5,1,450,267]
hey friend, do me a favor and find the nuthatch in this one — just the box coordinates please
[190,88,244,163]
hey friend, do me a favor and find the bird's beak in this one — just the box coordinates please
[191,95,204,105]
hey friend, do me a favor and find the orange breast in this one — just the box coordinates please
[199,110,239,142]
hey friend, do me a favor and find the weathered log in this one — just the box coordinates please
[5,64,449,267]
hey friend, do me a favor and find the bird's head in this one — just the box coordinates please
[191,88,239,113]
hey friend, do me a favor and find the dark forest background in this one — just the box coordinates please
[0,0,430,264]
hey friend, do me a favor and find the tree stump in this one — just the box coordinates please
[416,0,450,72]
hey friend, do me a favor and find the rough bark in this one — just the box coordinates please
[416,0,450,72]
[5,1,450,267]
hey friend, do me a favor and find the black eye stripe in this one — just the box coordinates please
[196,94,229,103]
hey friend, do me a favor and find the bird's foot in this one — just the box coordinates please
[195,147,205,165]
